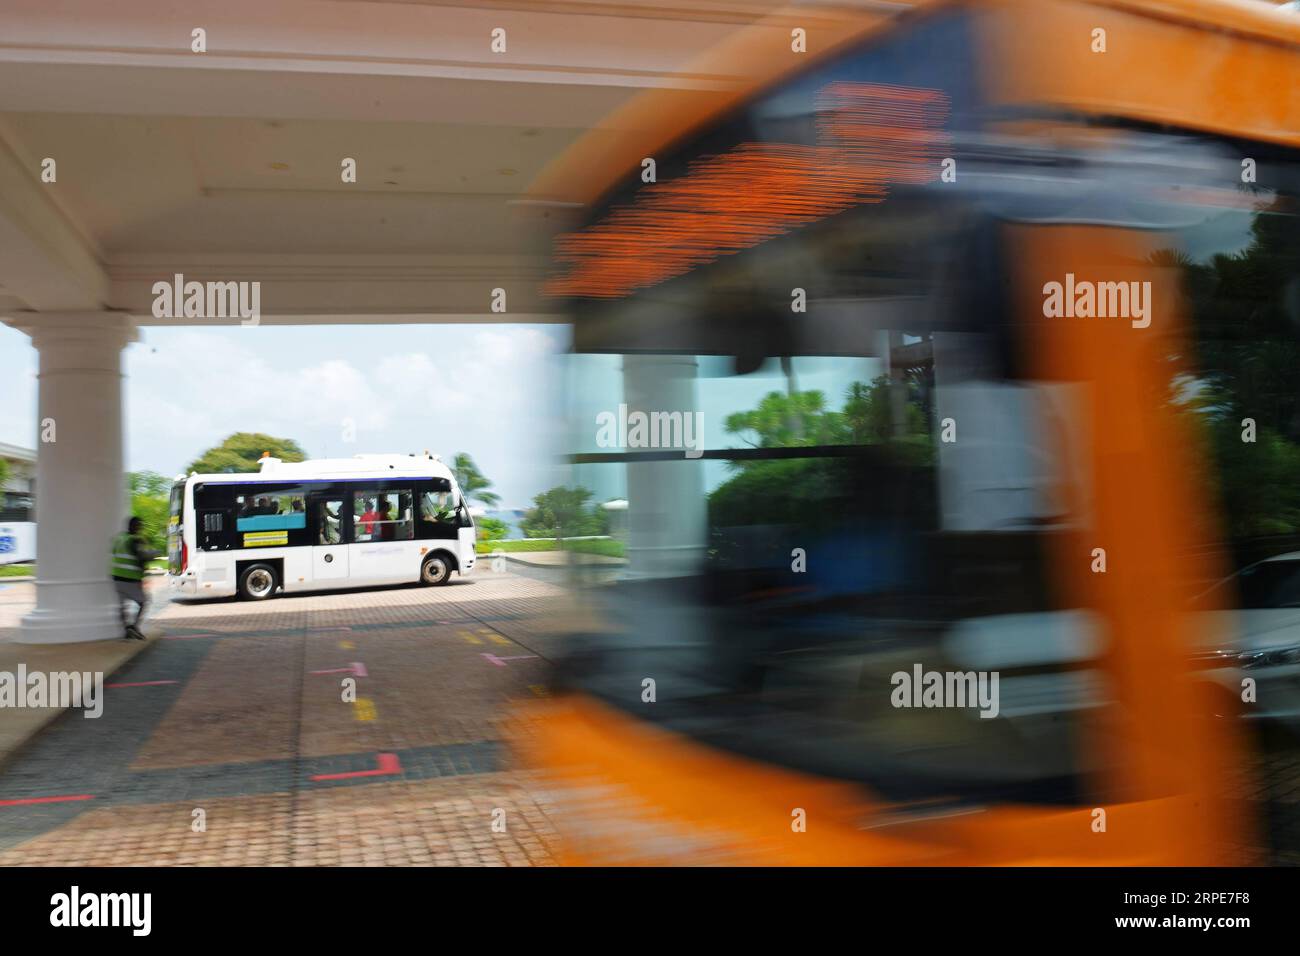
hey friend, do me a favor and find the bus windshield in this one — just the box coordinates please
[548,1,1300,808]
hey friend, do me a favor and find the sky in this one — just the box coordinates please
[0,320,887,511]
[0,321,572,510]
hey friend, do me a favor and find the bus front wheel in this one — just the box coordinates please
[421,554,452,586]
[238,563,279,601]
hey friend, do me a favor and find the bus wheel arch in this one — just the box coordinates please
[420,551,455,586]
[237,560,282,600]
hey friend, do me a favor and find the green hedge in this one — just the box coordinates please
[474,538,625,558]
[0,559,166,578]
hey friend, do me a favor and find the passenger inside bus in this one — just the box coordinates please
[376,502,394,541]
[317,502,341,545]
[358,499,378,537]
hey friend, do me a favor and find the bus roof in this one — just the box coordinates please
[528,0,1300,211]
[181,454,456,485]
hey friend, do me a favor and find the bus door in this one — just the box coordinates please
[309,493,349,582]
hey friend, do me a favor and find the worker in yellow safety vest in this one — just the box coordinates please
[110,517,156,640]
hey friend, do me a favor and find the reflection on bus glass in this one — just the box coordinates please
[526,0,1300,866]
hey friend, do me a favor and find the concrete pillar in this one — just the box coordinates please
[622,354,706,578]
[3,312,136,643]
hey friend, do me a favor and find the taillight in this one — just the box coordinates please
[181,540,189,573]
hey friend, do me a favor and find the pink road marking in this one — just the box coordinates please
[106,680,178,689]
[480,653,538,667]
[0,794,94,807]
[310,752,402,782]
[309,662,367,677]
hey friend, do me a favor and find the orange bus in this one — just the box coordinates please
[521,0,1300,865]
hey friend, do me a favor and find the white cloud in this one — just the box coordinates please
[120,323,569,506]
[0,322,570,507]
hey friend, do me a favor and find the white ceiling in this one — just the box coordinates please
[0,0,818,320]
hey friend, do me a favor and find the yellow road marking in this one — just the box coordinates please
[458,631,483,645]
[529,684,550,698]
[353,698,377,721]
[339,639,356,650]
[487,633,513,646]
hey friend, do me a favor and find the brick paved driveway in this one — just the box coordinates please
[0,565,595,866]
[4,566,1300,865]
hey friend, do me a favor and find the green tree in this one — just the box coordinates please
[127,470,171,553]
[723,389,846,450]
[842,376,932,458]
[476,515,509,541]
[452,452,501,507]
[521,486,608,540]
[0,457,8,489]
[187,433,307,474]
[1158,195,1300,539]
[710,376,934,528]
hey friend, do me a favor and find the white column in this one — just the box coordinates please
[3,312,136,643]
[622,354,706,578]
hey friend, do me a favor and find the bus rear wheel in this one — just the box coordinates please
[421,554,452,586]
[238,563,279,601]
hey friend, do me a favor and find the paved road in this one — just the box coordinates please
[3,567,1299,865]
[0,565,594,866]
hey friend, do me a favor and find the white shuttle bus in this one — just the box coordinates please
[167,453,476,600]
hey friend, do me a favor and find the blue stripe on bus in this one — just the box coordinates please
[235,514,308,532]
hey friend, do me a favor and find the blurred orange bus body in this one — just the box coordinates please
[522,0,1300,865]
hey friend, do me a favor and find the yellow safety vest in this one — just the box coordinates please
[110,532,144,580]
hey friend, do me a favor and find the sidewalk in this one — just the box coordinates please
[0,581,158,771]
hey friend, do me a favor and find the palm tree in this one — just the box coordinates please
[452,452,501,508]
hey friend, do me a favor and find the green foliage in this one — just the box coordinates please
[520,486,609,539]
[562,537,625,558]
[127,470,170,552]
[724,389,844,448]
[723,376,931,464]
[128,470,171,498]
[0,457,9,487]
[1163,199,1300,538]
[708,457,828,529]
[452,453,501,508]
[187,433,307,475]
[476,538,557,554]
[474,537,625,557]
[476,516,509,541]
[710,376,934,526]
[1212,422,1300,536]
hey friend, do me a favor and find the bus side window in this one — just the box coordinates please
[314,498,344,545]
[198,509,228,550]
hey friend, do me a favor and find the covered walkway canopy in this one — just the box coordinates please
[0,0,898,642]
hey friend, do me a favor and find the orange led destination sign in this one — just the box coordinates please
[546,82,951,300]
